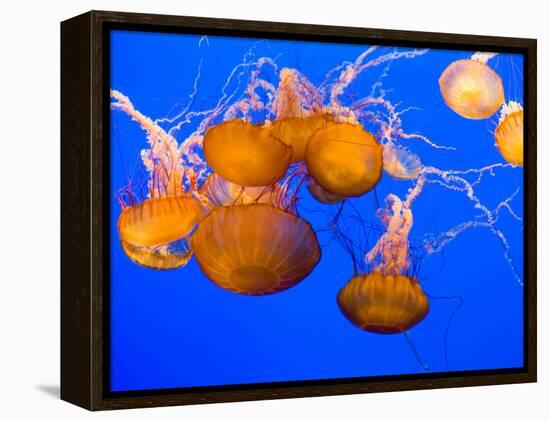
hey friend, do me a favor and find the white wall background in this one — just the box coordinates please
[0,0,546,420]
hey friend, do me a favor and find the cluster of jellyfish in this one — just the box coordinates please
[112,43,523,364]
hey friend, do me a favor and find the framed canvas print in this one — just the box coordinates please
[60,10,536,410]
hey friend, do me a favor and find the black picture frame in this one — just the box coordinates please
[60,10,537,411]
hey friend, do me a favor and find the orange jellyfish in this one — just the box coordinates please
[191,204,321,295]
[112,89,206,269]
[439,53,504,119]
[199,173,287,208]
[337,193,429,334]
[203,119,292,187]
[495,101,524,166]
[382,142,422,181]
[337,272,429,334]
[306,122,383,197]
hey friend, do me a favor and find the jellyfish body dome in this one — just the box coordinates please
[270,114,334,162]
[117,195,201,248]
[199,173,287,208]
[120,240,192,270]
[439,59,504,119]
[191,204,321,295]
[337,272,429,334]
[495,101,524,166]
[305,122,383,197]
[203,119,292,187]
[383,143,422,181]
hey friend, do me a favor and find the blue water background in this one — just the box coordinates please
[110,30,524,392]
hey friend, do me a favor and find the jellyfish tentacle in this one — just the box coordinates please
[404,331,430,371]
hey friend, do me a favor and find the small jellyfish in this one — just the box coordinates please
[112,89,206,268]
[439,56,504,119]
[383,142,422,180]
[307,178,345,204]
[117,196,201,248]
[120,240,192,270]
[203,119,292,187]
[495,101,524,166]
[199,173,286,208]
[191,204,321,295]
[337,193,429,334]
[270,114,334,162]
[306,122,383,197]
[337,272,429,334]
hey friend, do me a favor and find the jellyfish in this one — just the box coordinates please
[203,119,292,187]
[307,178,345,204]
[495,101,523,166]
[382,142,422,180]
[120,240,192,270]
[439,52,504,119]
[306,122,383,197]
[337,272,429,334]
[337,193,429,334]
[112,90,204,269]
[199,172,288,208]
[191,204,321,295]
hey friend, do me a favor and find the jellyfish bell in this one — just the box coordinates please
[199,172,288,208]
[191,204,321,295]
[337,272,429,334]
[383,142,422,181]
[120,240,192,270]
[439,57,504,119]
[495,101,523,166]
[117,195,201,248]
[203,119,292,187]
[307,178,345,204]
[305,122,383,197]
[270,113,334,162]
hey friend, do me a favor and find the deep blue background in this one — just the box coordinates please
[110,30,524,392]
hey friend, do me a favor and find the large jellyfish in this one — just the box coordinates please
[439,52,504,119]
[203,119,292,187]
[191,204,321,295]
[495,101,524,166]
[306,122,383,197]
